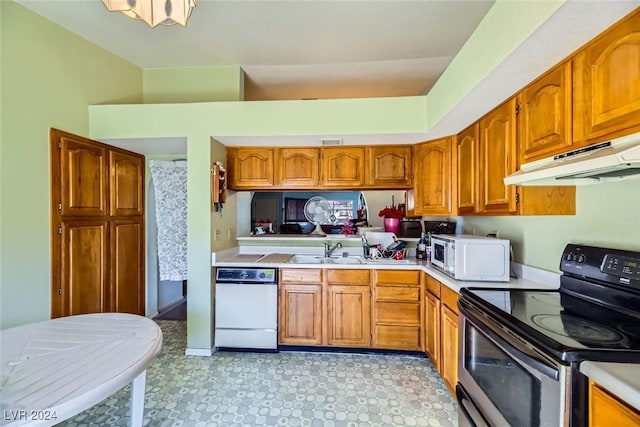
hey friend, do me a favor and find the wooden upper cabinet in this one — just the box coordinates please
[366,145,413,188]
[59,136,108,217]
[413,138,454,216]
[518,61,573,163]
[479,98,518,214]
[321,147,365,187]
[227,147,275,189]
[456,123,479,215]
[276,148,320,188]
[574,9,640,144]
[110,151,144,216]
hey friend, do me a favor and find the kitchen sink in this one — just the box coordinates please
[288,255,365,264]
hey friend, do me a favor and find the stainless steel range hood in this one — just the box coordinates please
[504,132,640,186]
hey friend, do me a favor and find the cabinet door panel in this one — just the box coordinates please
[590,381,640,427]
[110,151,144,216]
[277,148,319,187]
[575,11,640,143]
[62,220,108,315]
[327,285,371,347]
[425,291,441,371]
[111,220,144,314]
[279,284,323,345]
[228,148,274,189]
[413,138,453,215]
[479,98,517,214]
[374,325,421,351]
[321,147,365,187]
[456,123,479,215]
[366,146,413,187]
[519,62,573,163]
[60,136,108,216]
[441,305,458,396]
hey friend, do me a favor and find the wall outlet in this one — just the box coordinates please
[214,229,221,241]
[227,228,232,239]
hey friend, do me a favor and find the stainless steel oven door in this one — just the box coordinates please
[458,300,569,427]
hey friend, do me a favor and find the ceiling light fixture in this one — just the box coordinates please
[102,0,196,28]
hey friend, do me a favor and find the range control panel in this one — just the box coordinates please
[602,254,639,280]
[561,244,640,287]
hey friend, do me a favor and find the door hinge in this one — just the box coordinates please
[515,104,521,115]
[515,192,520,204]
[58,226,63,235]
[58,288,63,295]
[58,203,62,210]
[57,142,62,149]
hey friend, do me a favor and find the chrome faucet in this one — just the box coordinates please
[324,242,342,257]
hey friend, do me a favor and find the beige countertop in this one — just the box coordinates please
[213,247,559,293]
[581,361,640,411]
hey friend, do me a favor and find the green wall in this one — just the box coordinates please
[462,180,640,272]
[143,66,245,103]
[0,2,143,329]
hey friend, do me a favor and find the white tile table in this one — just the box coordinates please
[0,313,162,426]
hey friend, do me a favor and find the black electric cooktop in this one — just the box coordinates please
[460,244,640,363]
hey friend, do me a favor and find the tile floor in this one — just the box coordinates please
[59,321,458,427]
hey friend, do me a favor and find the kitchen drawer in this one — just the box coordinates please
[327,269,370,285]
[425,274,441,297]
[375,270,420,284]
[375,285,420,302]
[375,302,420,325]
[373,325,422,351]
[280,268,323,284]
[441,285,459,314]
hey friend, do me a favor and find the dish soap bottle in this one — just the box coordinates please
[416,231,427,260]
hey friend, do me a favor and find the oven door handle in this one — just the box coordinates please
[456,384,490,427]
[460,300,560,381]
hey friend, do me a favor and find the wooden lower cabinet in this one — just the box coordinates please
[440,304,459,396]
[589,380,640,427]
[327,284,371,347]
[423,273,459,397]
[372,270,422,351]
[279,269,323,345]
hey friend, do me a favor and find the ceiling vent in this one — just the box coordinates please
[321,139,343,146]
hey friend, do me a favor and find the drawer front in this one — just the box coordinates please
[327,269,370,285]
[425,274,441,297]
[280,268,323,284]
[375,302,420,325]
[441,285,459,314]
[373,325,421,351]
[376,286,420,302]
[376,270,420,284]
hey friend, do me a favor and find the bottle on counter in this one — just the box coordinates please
[416,231,427,260]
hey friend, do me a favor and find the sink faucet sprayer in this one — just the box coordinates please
[324,242,342,257]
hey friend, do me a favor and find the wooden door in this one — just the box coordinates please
[574,10,640,144]
[321,147,365,187]
[425,291,441,371]
[326,285,371,347]
[110,151,144,216]
[61,219,108,315]
[366,145,413,188]
[276,148,319,188]
[518,61,573,163]
[59,135,108,217]
[440,305,458,396]
[413,138,453,215]
[479,98,518,214]
[51,129,145,318]
[111,219,144,314]
[279,283,323,345]
[227,147,274,189]
[456,123,479,215]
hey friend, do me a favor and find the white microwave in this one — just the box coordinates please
[430,234,510,282]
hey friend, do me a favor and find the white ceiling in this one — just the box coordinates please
[15,1,640,152]
[17,0,495,101]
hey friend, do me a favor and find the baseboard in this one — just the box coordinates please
[185,347,216,357]
[157,297,186,314]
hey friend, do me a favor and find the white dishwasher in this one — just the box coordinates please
[215,267,278,350]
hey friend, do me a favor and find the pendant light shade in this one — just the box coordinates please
[102,0,196,27]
